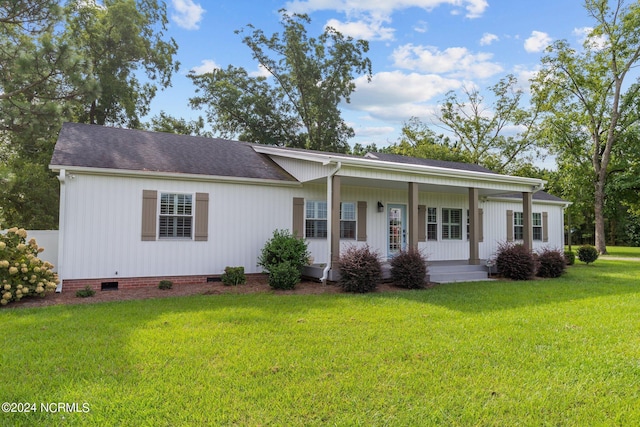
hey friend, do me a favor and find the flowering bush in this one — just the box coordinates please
[0,228,58,306]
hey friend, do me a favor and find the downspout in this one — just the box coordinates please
[320,161,342,284]
[55,169,66,292]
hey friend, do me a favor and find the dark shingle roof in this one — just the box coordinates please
[365,152,497,174]
[50,123,296,182]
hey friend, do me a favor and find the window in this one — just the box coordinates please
[159,193,193,238]
[514,212,524,240]
[533,212,542,241]
[427,207,437,241]
[340,202,356,240]
[305,200,356,239]
[513,212,543,241]
[306,201,327,238]
[442,208,462,240]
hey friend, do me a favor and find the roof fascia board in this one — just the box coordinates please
[48,165,301,187]
[253,145,545,189]
[486,195,572,207]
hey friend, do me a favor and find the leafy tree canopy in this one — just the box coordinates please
[189,9,372,153]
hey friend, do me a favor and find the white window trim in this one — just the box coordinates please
[158,192,194,240]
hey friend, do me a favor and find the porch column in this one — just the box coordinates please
[331,175,341,264]
[523,191,533,251]
[468,187,480,265]
[408,182,419,249]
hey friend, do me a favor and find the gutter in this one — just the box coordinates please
[320,161,342,284]
[55,169,67,292]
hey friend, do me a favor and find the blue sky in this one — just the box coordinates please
[151,0,596,149]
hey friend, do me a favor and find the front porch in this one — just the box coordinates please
[303,260,492,284]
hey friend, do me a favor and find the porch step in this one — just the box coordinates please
[427,263,490,284]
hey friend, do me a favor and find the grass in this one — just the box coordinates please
[2,256,640,426]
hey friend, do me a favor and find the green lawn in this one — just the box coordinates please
[2,257,640,426]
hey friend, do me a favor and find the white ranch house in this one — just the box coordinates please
[50,123,569,291]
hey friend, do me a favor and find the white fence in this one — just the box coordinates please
[1,230,59,271]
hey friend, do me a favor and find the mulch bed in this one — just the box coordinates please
[3,275,423,309]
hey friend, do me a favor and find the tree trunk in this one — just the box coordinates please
[594,179,608,254]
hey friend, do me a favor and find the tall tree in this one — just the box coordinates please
[145,111,210,136]
[385,117,471,163]
[190,9,372,153]
[436,75,541,174]
[531,0,640,254]
[64,0,179,128]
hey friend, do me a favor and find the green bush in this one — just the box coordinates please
[268,261,300,290]
[338,245,382,293]
[158,280,173,290]
[390,248,428,289]
[495,242,536,281]
[536,248,567,278]
[221,266,246,286]
[75,286,95,298]
[0,228,58,305]
[576,245,599,264]
[564,250,576,266]
[258,229,310,274]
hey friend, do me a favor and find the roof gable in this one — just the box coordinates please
[50,123,296,182]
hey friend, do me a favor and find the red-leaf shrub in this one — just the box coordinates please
[495,242,536,281]
[390,248,428,289]
[536,248,567,278]
[338,245,382,293]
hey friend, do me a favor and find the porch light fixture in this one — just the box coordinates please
[377,201,384,212]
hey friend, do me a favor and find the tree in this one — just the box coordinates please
[0,0,179,228]
[385,117,471,163]
[189,9,372,152]
[64,0,178,128]
[436,75,541,174]
[531,0,640,254]
[145,111,210,136]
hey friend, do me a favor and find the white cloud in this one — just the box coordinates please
[190,59,219,75]
[524,30,552,53]
[391,44,504,79]
[573,26,608,50]
[479,32,499,46]
[346,71,461,121]
[353,126,396,137]
[249,64,272,78]
[285,0,489,20]
[171,0,205,30]
[326,17,395,41]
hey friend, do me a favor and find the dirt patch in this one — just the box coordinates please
[3,275,424,309]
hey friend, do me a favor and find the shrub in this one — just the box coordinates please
[576,245,599,265]
[258,229,310,274]
[268,261,300,290]
[75,286,95,298]
[536,248,567,278]
[221,266,246,286]
[338,245,382,293]
[495,242,536,281]
[390,248,428,289]
[0,228,58,306]
[158,280,173,290]
[564,250,576,266]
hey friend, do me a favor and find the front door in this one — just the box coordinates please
[388,204,407,258]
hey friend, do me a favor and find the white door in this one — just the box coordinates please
[388,204,407,258]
